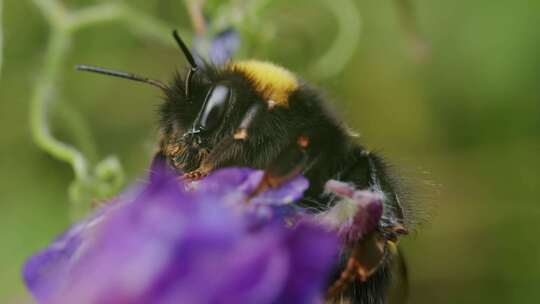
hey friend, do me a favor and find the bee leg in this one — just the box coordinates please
[231,103,312,196]
[180,135,236,182]
[326,250,362,299]
[182,133,308,186]
[182,169,209,181]
[320,181,387,297]
[326,232,386,300]
[322,151,410,303]
[247,135,310,199]
[179,149,211,181]
[381,216,409,243]
[360,152,410,304]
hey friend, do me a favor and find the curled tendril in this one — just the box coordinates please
[310,0,362,79]
[29,0,187,221]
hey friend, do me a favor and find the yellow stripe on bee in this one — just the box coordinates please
[229,60,299,107]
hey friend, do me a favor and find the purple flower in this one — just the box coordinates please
[208,29,240,65]
[23,166,337,304]
[318,180,384,243]
[194,28,240,65]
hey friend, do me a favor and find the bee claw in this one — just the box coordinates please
[182,170,209,181]
[380,216,409,242]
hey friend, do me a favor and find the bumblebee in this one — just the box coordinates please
[77,31,412,304]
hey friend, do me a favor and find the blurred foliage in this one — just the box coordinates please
[1,0,539,303]
[25,0,180,221]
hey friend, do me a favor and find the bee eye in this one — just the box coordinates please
[197,85,230,131]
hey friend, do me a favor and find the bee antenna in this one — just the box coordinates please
[75,65,168,91]
[172,30,198,69]
[172,30,199,97]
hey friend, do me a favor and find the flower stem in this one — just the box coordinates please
[310,0,362,79]
[186,0,207,36]
[29,30,90,181]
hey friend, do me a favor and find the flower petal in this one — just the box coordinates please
[208,28,240,65]
[23,166,337,304]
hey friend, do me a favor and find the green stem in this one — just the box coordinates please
[68,3,125,31]
[122,7,183,45]
[311,0,362,79]
[185,0,207,36]
[53,100,99,164]
[31,0,68,29]
[70,3,185,46]
[26,1,197,221]
[29,30,90,181]
[27,0,191,221]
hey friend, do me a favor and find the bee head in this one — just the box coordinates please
[160,61,295,172]
[157,31,308,174]
[160,67,238,172]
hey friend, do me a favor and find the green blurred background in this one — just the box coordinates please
[1,0,539,303]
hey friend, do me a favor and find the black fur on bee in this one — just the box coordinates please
[76,30,413,304]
